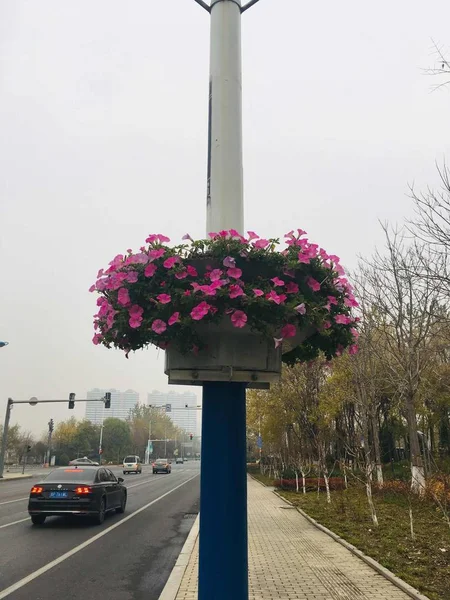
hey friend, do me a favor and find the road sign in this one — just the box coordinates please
[256,436,263,449]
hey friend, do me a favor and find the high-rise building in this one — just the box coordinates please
[147,390,200,435]
[85,388,139,424]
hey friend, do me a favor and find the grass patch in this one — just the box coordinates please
[247,469,274,487]
[276,486,450,600]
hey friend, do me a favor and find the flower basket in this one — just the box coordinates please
[90,229,359,387]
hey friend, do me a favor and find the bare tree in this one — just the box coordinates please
[424,40,450,91]
[359,226,446,494]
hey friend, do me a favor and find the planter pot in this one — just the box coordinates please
[164,320,316,389]
[165,318,281,389]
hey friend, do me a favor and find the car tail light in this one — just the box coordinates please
[30,486,43,494]
[152,463,156,467]
[75,486,92,495]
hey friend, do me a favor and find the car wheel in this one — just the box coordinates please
[95,498,106,525]
[116,493,127,514]
[31,515,46,525]
[123,471,127,475]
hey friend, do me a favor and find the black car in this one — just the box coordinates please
[28,466,127,525]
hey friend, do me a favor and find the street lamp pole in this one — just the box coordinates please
[195,1,260,598]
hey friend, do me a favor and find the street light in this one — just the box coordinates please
[0,341,9,348]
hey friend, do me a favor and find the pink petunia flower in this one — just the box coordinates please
[323,321,331,329]
[253,289,264,297]
[144,264,157,277]
[335,314,352,325]
[182,233,193,241]
[126,271,139,284]
[271,277,285,287]
[152,320,167,334]
[294,303,306,315]
[187,265,198,277]
[89,284,96,293]
[349,344,359,355]
[306,276,321,292]
[350,327,359,340]
[227,267,242,279]
[118,288,131,306]
[148,249,165,260]
[128,304,144,316]
[168,312,180,326]
[210,269,223,282]
[231,310,247,328]
[280,324,296,339]
[146,234,158,243]
[175,270,188,279]
[286,282,299,294]
[229,285,245,299]
[253,238,269,249]
[163,256,181,269]
[191,302,211,321]
[157,294,171,304]
[247,231,259,241]
[223,256,236,269]
[327,295,338,305]
[92,333,103,345]
[208,232,219,239]
[266,290,286,305]
[158,234,170,243]
[129,316,143,329]
[274,338,283,349]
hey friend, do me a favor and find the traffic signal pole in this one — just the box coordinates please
[0,394,109,478]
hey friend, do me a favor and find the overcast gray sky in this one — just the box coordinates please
[1,0,450,438]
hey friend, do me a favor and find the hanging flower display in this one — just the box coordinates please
[91,229,359,364]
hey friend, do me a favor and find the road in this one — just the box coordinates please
[0,462,200,600]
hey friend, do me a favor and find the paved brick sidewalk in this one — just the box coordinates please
[175,477,413,600]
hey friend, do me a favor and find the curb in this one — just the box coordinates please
[158,514,199,600]
[0,474,33,483]
[272,490,430,600]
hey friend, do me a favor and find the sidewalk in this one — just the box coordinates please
[170,477,424,600]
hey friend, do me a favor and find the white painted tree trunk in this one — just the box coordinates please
[411,464,426,496]
[409,506,415,541]
[324,472,331,504]
[295,471,299,493]
[376,463,384,487]
[301,470,306,494]
[366,480,379,526]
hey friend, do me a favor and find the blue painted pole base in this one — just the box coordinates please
[199,382,248,600]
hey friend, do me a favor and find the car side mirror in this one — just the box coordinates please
[118,477,124,483]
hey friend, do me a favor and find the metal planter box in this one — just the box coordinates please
[165,319,281,389]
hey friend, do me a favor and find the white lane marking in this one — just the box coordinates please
[0,473,199,599]
[0,498,28,506]
[0,518,29,530]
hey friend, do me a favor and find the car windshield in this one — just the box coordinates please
[44,468,97,482]
[156,459,167,464]
[124,456,137,463]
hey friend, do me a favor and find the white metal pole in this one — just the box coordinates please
[206,0,244,234]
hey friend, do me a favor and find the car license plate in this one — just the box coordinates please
[50,491,68,498]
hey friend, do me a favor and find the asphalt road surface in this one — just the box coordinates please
[0,462,200,600]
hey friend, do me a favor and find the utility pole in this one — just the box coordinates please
[193,1,261,598]
[0,398,13,478]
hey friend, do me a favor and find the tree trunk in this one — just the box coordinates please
[406,395,426,495]
[301,469,306,494]
[295,471,299,493]
[366,478,379,526]
[370,411,384,486]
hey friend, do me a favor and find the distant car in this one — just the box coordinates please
[123,455,142,475]
[175,458,184,464]
[68,457,99,466]
[153,459,171,474]
[28,466,127,525]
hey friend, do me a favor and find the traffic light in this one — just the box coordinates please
[68,392,75,409]
[48,419,54,433]
[105,392,111,409]
[26,445,32,453]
